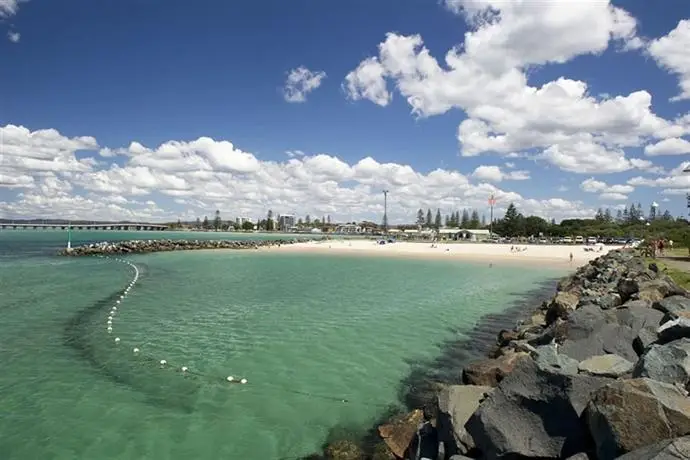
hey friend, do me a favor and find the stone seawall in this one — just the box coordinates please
[59,238,309,256]
[324,250,690,460]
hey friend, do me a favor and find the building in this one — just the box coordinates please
[278,214,296,232]
[437,228,492,241]
[235,217,253,226]
[334,223,362,234]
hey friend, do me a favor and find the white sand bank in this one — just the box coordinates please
[268,239,624,269]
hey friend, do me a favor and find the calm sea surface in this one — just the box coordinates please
[0,230,566,459]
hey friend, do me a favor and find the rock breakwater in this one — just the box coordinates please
[60,238,309,256]
[323,250,690,460]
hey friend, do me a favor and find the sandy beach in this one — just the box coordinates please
[269,239,624,269]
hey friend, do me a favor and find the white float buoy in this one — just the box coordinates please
[107,327,113,333]
[108,316,113,320]
[160,359,167,366]
[116,300,120,304]
[240,378,247,384]
[181,366,188,373]
[226,376,234,382]
[114,337,120,343]
[107,320,112,325]
[133,347,140,354]
[113,306,117,311]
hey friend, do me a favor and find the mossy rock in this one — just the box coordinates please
[324,439,364,460]
[371,441,396,460]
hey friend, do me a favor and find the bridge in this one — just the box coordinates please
[0,223,168,231]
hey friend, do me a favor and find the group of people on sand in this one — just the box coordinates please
[510,245,527,253]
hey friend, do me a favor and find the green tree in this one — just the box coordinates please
[461,209,470,228]
[267,210,274,231]
[434,208,442,230]
[242,220,254,231]
[195,217,201,229]
[604,208,612,222]
[469,210,480,229]
[202,216,210,229]
[426,209,433,227]
[213,210,222,231]
[444,214,450,227]
[416,209,425,227]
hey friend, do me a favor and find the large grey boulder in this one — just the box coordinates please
[437,385,493,454]
[653,295,690,319]
[466,358,609,459]
[462,353,528,387]
[633,326,658,355]
[635,278,685,303]
[632,338,690,389]
[614,435,690,459]
[585,378,690,460]
[578,354,634,378]
[617,278,639,302]
[657,317,690,344]
[532,344,579,375]
[546,291,580,324]
[614,304,664,332]
[559,323,638,363]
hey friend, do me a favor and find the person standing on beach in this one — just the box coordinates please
[569,252,573,264]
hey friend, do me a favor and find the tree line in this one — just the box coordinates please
[415,208,486,230]
[491,202,688,244]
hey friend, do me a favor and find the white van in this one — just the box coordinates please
[575,236,584,244]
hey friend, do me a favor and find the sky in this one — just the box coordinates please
[1,0,689,224]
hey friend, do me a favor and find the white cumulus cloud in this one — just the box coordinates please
[283,66,327,103]
[0,124,600,223]
[343,1,688,176]
[580,177,634,201]
[648,20,690,102]
[472,165,530,182]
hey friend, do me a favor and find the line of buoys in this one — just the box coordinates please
[89,252,391,408]
[96,254,252,387]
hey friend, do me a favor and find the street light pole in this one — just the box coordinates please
[383,190,389,236]
[488,194,496,237]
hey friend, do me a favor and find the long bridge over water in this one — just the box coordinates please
[0,223,168,231]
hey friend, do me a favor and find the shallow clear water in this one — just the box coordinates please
[0,230,566,459]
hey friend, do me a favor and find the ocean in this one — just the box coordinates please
[0,230,566,459]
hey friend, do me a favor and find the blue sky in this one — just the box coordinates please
[1,0,689,223]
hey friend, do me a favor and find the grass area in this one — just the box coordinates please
[665,247,690,257]
[644,257,690,290]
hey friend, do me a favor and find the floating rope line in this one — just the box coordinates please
[88,254,400,410]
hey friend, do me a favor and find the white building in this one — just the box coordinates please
[334,224,362,234]
[278,214,296,232]
[235,217,253,226]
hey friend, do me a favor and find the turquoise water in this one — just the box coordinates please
[0,231,566,459]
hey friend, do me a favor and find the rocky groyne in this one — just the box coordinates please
[323,250,690,460]
[59,238,309,256]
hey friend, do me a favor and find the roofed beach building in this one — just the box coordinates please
[437,228,492,242]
